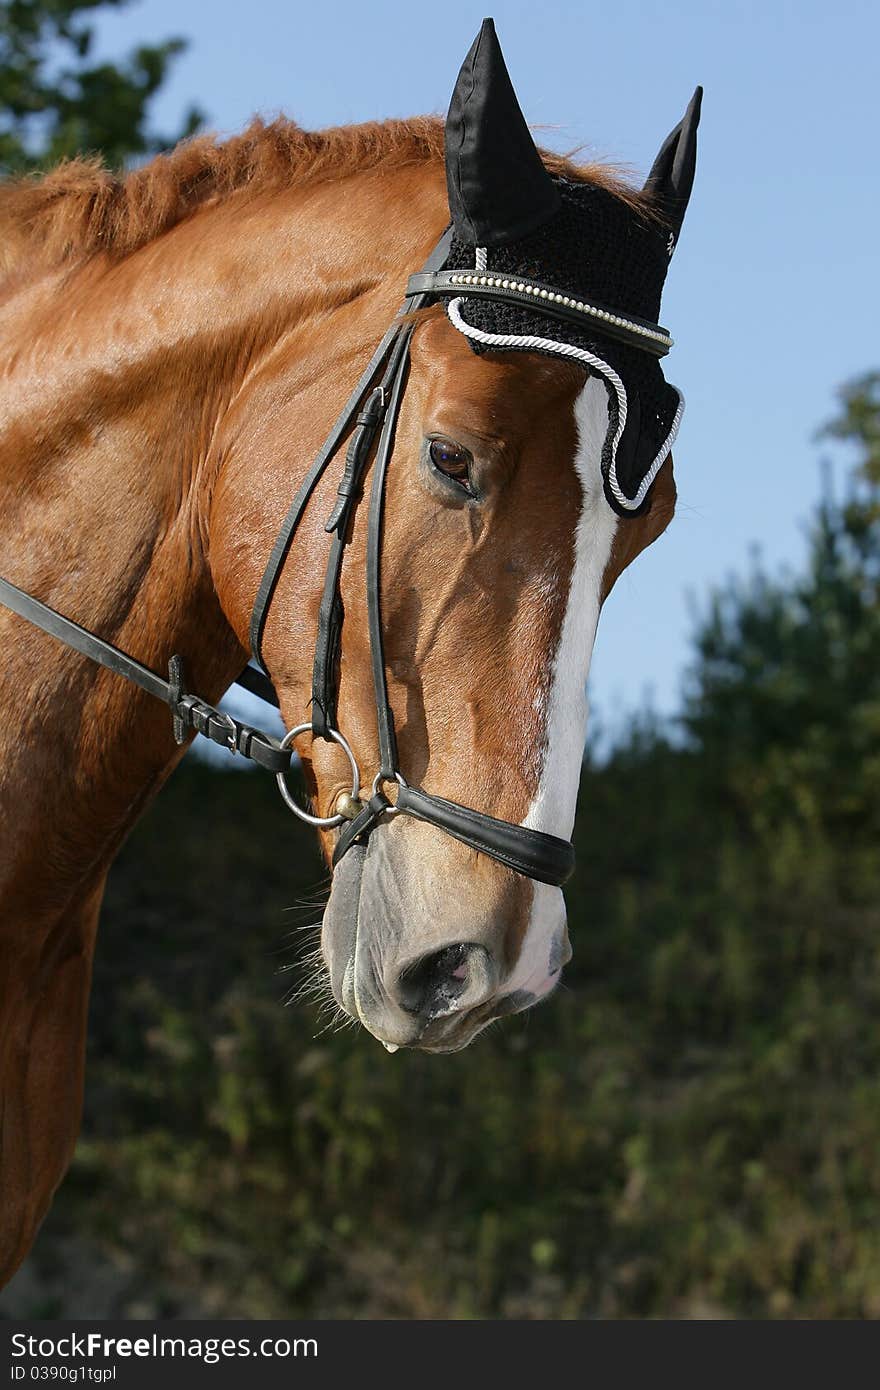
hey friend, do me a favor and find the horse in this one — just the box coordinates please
[0,20,698,1285]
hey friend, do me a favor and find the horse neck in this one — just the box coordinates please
[0,160,448,918]
[0,300,225,917]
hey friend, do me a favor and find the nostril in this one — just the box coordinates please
[397,943,492,1019]
[398,944,467,1015]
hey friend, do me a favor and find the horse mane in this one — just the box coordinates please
[0,115,650,280]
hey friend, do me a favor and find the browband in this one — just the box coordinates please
[406,269,673,357]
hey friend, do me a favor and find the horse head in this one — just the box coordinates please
[210,20,700,1051]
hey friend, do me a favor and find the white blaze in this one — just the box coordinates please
[508,374,619,995]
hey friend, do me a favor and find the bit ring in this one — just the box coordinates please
[277,724,361,828]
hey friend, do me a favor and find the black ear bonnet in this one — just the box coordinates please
[442,18,701,516]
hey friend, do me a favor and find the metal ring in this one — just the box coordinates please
[371,769,408,816]
[276,724,361,829]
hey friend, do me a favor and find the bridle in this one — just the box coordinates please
[251,228,577,886]
[0,227,672,889]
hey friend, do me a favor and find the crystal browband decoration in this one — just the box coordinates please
[445,273,674,351]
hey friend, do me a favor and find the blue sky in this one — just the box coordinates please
[91,0,877,734]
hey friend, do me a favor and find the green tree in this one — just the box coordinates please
[0,0,203,176]
[819,370,880,491]
[683,371,880,875]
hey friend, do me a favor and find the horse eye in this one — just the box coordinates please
[428,437,474,492]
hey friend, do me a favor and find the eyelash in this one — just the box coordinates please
[427,436,476,496]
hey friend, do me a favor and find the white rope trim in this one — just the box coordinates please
[445,272,674,352]
[474,246,488,271]
[446,297,684,512]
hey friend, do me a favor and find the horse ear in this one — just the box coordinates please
[445,17,560,247]
[643,86,703,252]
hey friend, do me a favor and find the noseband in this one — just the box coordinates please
[0,229,673,890]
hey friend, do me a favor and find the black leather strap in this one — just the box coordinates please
[234,662,280,708]
[395,785,575,887]
[364,332,412,778]
[405,269,672,358]
[249,227,455,673]
[331,790,393,865]
[310,347,409,739]
[0,576,291,772]
[248,323,401,671]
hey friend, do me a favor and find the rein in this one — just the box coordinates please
[0,230,674,890]
[0,577,287,768]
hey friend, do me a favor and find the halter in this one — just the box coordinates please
[0,229,675,890]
